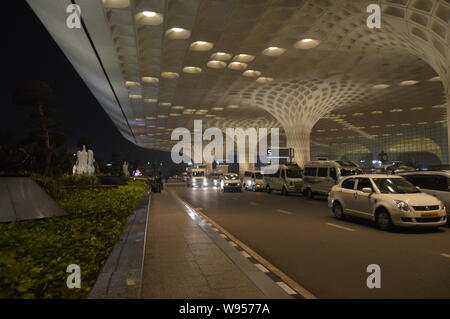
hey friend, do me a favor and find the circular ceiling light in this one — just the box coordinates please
[207,60,227,69]
[294,38,321,50]
[144,98,157,103]
[190,41,214,51]
[125,81,140,87]
[210,52,232,61]
[135,11,163,25]
[399,80,419,86]
[262,46,286,56]
[227,105,240,109]
[228,62,248,71]
[102,0,130,9]
[165,27,191,40]
[233,54,255,63]
[429,76,441,82]
[161,72,180,79]
[256,77,273,83]
[183,66,202,74]
[372,84,390,89]
[142,77,159,83]
[243,70,262,77]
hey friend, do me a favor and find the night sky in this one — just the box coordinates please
[2,1,173,170]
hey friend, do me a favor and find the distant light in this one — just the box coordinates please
[161,72,180,79]
[136,11,163,25]
[372,84,390,89]
[207,60,227,69]
[183,66,202,74]
[262,46,286,56]
[142,77,159,83]
[165,27,191,39]
[399,80,419,86]
[106,163,113,167]
[190,41,214,51]
[210,52,232,61]
[294,38,321,49]
[256,77,273,83]
[143,11,156,17]
[228,62,248,71]
[243,70,261,77]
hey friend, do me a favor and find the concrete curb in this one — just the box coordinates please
[88,192,151,299]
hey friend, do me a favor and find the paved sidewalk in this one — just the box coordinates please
[141,186,291,299]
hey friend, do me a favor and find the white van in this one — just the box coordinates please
[303,160,362,199]
[242,170,264,191]
[262,164,303,195]
[187,168,207,188]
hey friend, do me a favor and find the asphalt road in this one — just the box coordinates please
[170,183,450,299]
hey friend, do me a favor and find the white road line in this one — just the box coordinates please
[276,282,297,295]
[240,251,251,258]
[255,263,270,273]
[327,223,355,232]
[229,241,238,247]
[212,227,219,232]
[219,233,227,239]
[440,253,450,258]
[277,209,293,215]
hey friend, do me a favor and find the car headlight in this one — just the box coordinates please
[439,201,445,210]
[394,200,410,212]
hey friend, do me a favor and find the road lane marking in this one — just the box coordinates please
[229,241,237,247]
[276,282,297,295]
[219,233,227,239]
[327,223,355,232]
[255,263,270,273]
[241,251,251,258]
[277,209,293,215]
[440,253,450,258]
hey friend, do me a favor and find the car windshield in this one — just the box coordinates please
[255,173,263,179]
[286,169,302,178]
[224,175,239,180]
[192,171,204,177]
[340,168,363,176]
[373,178,420,194]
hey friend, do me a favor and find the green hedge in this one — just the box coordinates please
[0,181,147,299]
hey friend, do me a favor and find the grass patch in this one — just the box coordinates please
[0,181,147,299]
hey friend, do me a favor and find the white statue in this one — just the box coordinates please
[122,161,130,177]
[87,149,95,175]
[75,145,88,175]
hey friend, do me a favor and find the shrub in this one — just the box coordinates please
[57,174,99,186]
[0,181,147,299]
[31,175,66,200]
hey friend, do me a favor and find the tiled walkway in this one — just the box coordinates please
[141,187,290,299]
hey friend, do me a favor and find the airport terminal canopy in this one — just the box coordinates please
[28,0,450,166]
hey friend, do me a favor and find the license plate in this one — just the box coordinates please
[421,212,439,217]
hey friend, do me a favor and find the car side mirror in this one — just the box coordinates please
[362,187,373,194]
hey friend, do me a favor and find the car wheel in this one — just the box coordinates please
[266,185,272,194]
[281,187,288,196]
[333,202,345,220]
[252,185,256,192]
[304,188,314,200]
[376,209,393,231]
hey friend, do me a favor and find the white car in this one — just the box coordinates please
[242,170,264,191]
[328,174,447,231]
[220,173,242,192]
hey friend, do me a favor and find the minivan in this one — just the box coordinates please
[262,164,303,195]
[303,160,362,199]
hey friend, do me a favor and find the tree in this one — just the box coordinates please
[13,81,61,176]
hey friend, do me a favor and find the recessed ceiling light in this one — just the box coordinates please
[399,80,419,86]
[262,46,286,56]
[172,106,184,110]
[370,111,383,114]
[146,116,156,120]
[210,52,232,61]
[161,72,180,79]
[157,115,168,118]
[211,107,224,111]
[190,41,214,51]
[233,54,255,63]
[429,76,441,82]
[144,98,157,103]
[390,108,403,112]
[165,27,191,40]
[410,107,424,110]
[372,84,390,89]
[417,121,428,125]
[228,62,248,71]
[125,81,140,87]
[129,94,142,99]
[183,66,202,74]
[169,113,181,117]
[400,123,411,126]
[205,114,215,118]
[294,38,321,49]
[102,0,130,9]
[207,60,227,69]
[227,105,240,109]
[243,70,262,77]
[256,77,273,83]
[352,112,364,116]
[136,11,163,25]
[142,77,159,83]
[159,102,171,107]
